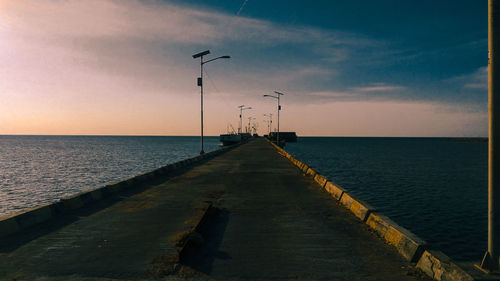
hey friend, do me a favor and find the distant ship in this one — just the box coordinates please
[267,132,297,142]
[220,133,241,146]
[220,124,243,146]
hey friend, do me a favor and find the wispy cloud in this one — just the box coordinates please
[236,0,249,15]
[352,85,406,93]
[463,67,488,89]
[0,0,378,92]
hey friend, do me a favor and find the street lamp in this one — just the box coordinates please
[264,91,284,145]
[193,50,230,154]
[263,113,272,135]
[238,105,252,134]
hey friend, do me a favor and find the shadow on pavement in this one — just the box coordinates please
[179,206,231,275]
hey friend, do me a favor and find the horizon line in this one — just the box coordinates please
[0,134,489,138]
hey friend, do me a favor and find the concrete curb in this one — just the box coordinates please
[0,143,241,239]
[339,192,375,222]
[313,174,328,188]
[366,212,427,262]
[324,181,345,200]
[416,250,475,281]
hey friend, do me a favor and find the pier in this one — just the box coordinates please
[0,139,444,280]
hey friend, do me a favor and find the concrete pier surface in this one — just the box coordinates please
[0,138,431,280]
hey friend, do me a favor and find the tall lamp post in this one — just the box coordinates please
[480,0,500,272]
[238,105,252,134]
[192,50,230,154]
[264,91,284,145]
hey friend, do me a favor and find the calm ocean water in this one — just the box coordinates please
[285,137,488,261]
[0,135,220,217]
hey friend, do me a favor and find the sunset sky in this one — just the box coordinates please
[0,0,487,137]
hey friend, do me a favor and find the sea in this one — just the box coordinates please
[0,135,487,261]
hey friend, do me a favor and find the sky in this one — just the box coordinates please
[0,0,487,137]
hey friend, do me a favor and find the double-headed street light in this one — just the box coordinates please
[264,91,284,145]
[238,105,252,134]
[193,50,230,154]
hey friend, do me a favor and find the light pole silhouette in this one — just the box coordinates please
[264,91,284,145]
[238,105,252,134]
[192,50,230,154]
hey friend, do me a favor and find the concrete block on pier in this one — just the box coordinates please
[324,181,345,200]
[89,188,104,201]
[366,212,427,262]
[115,178,136,191]
[301,164,309,173]
[192,155,203,163]
[314,174,328,188]
[105,182,125,193]
[339,192,375,222]
[0,216,20,237]
[416,250,473,281]
[159,165,173,174]
[305,167,316,177]
[135,172,154,183]
[61,193,86,210]
[14,204,54,229]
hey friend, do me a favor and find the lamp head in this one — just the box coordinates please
[193,50,210,58]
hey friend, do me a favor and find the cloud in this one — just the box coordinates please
[7,0,365,50]
[0,0,377,96]
[0,0,486,136]
[436,67,487,105]
[236,0,249,15]
[462,67,488,90]
[352,85,406,92]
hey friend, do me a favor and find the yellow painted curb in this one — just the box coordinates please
[324,181,345,200]
[366,212,426,262]
[339,192,375,222]
[416,250,474,281]
[314,174,328,188]
[301,164,310,173]
[305,167,317,177]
